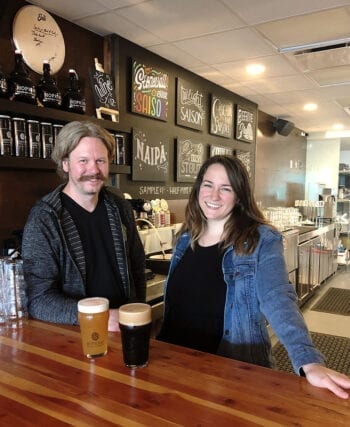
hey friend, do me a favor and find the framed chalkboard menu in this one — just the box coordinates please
[234,149,252,178]
[131,59,169,121]
[89,69,118,110]
[210,145,233,157]
[176,138,205,182]
[132,128,169,181]
[235,104,257,143]
[210,95,233,138]
[176,78,206,131]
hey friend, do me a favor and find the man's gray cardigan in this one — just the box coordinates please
[21,184,146,325]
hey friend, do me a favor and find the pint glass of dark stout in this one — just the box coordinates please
[118,303,152,368]
[78,297,109,358]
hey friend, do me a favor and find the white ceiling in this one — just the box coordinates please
[26,0,350,145]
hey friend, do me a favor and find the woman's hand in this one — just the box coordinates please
[302,363,350,399]
[108,308,120,332]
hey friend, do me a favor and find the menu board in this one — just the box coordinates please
[176,78,206,131]
[131,60,169,121]
[210,145,233,157]
[210,95,233,138]
[234,149,252,178]
[176,138,205,182]
[89,68,118,110]
[132,128,169,181]
[235,104,257,143]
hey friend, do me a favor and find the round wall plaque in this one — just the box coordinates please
[12,5,65,75]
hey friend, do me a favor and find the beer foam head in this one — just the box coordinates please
[118,303,151,326]
[78,297,109,314]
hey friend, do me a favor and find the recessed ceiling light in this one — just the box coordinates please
[332,123,344,130]
[246,64,265,76]
[303,103,318,111]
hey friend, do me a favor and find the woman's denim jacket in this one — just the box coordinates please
[163,225,325,374]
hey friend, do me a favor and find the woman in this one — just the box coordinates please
[158,155,350,399]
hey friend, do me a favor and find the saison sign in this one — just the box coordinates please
[131,60,169,121]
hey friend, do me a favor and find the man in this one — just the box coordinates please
[22,121,146,331]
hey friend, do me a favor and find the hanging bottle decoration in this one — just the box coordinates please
[0,65,8,98]
[7,49,36,104]
[36,60,62,109]
[62,69,86,114]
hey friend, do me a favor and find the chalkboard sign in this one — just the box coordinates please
[210,145,233,157]
[131,60,169,121]
[176,138,205,182]
[235,104,256,143]
[132,128,169,182]
[89,68,118,111]
[176,78,206,131]
[234,149,252,178]
[210,95,233,138]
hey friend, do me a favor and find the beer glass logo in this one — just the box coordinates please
[91,332,99,341]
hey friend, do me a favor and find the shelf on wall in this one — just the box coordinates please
[0,99,131,174]
[0,156,130,174]
[0,98,130,133]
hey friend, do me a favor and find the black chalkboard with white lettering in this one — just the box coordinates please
[132,128,169,182]
[210,94,233,138]
[176,78,207,131]
[89,68,118,110]
[176,138,205,182]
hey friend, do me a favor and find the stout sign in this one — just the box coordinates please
[176,138,205,182]
[131,60,169,121]
[176,78,206,131]
[132,128,169,182]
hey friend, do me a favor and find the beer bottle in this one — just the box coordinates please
[62,69,86,114]
[36,60,62,109]
[7,50,36,104]
[0,65,8,98]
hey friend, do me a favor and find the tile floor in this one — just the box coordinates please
[301,266,350,339]
[270,265,350,345]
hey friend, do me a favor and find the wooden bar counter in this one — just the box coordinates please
[0,320,349,426]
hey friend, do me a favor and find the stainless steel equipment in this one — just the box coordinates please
[282,229,299,285]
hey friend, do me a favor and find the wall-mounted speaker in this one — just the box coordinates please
[273,118,295,136]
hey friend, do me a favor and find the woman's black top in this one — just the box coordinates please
[158,243,227,354]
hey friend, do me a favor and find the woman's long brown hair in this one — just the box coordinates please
[178,155,270,255]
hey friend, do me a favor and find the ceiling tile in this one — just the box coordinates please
[214,54,299,81]
[244,75,315,94]
[256,7,350,49]
[221,0,350,25]
[148,44,205,68]
[174,28,275,64]
[77,12,163,44]
[114,0,244,42]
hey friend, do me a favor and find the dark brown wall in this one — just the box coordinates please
[255,111,306,208]
[0,0,104,243]
[0,0,307,247]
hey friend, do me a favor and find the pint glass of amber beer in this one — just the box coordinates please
[119,303,152,368]
[77,297,109,358]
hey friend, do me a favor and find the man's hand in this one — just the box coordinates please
[108,308,120,331]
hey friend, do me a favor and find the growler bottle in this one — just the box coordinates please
[7,50,36,104]
[36,60,62,109]
[0,65,8,98]
[62,69,86,114]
